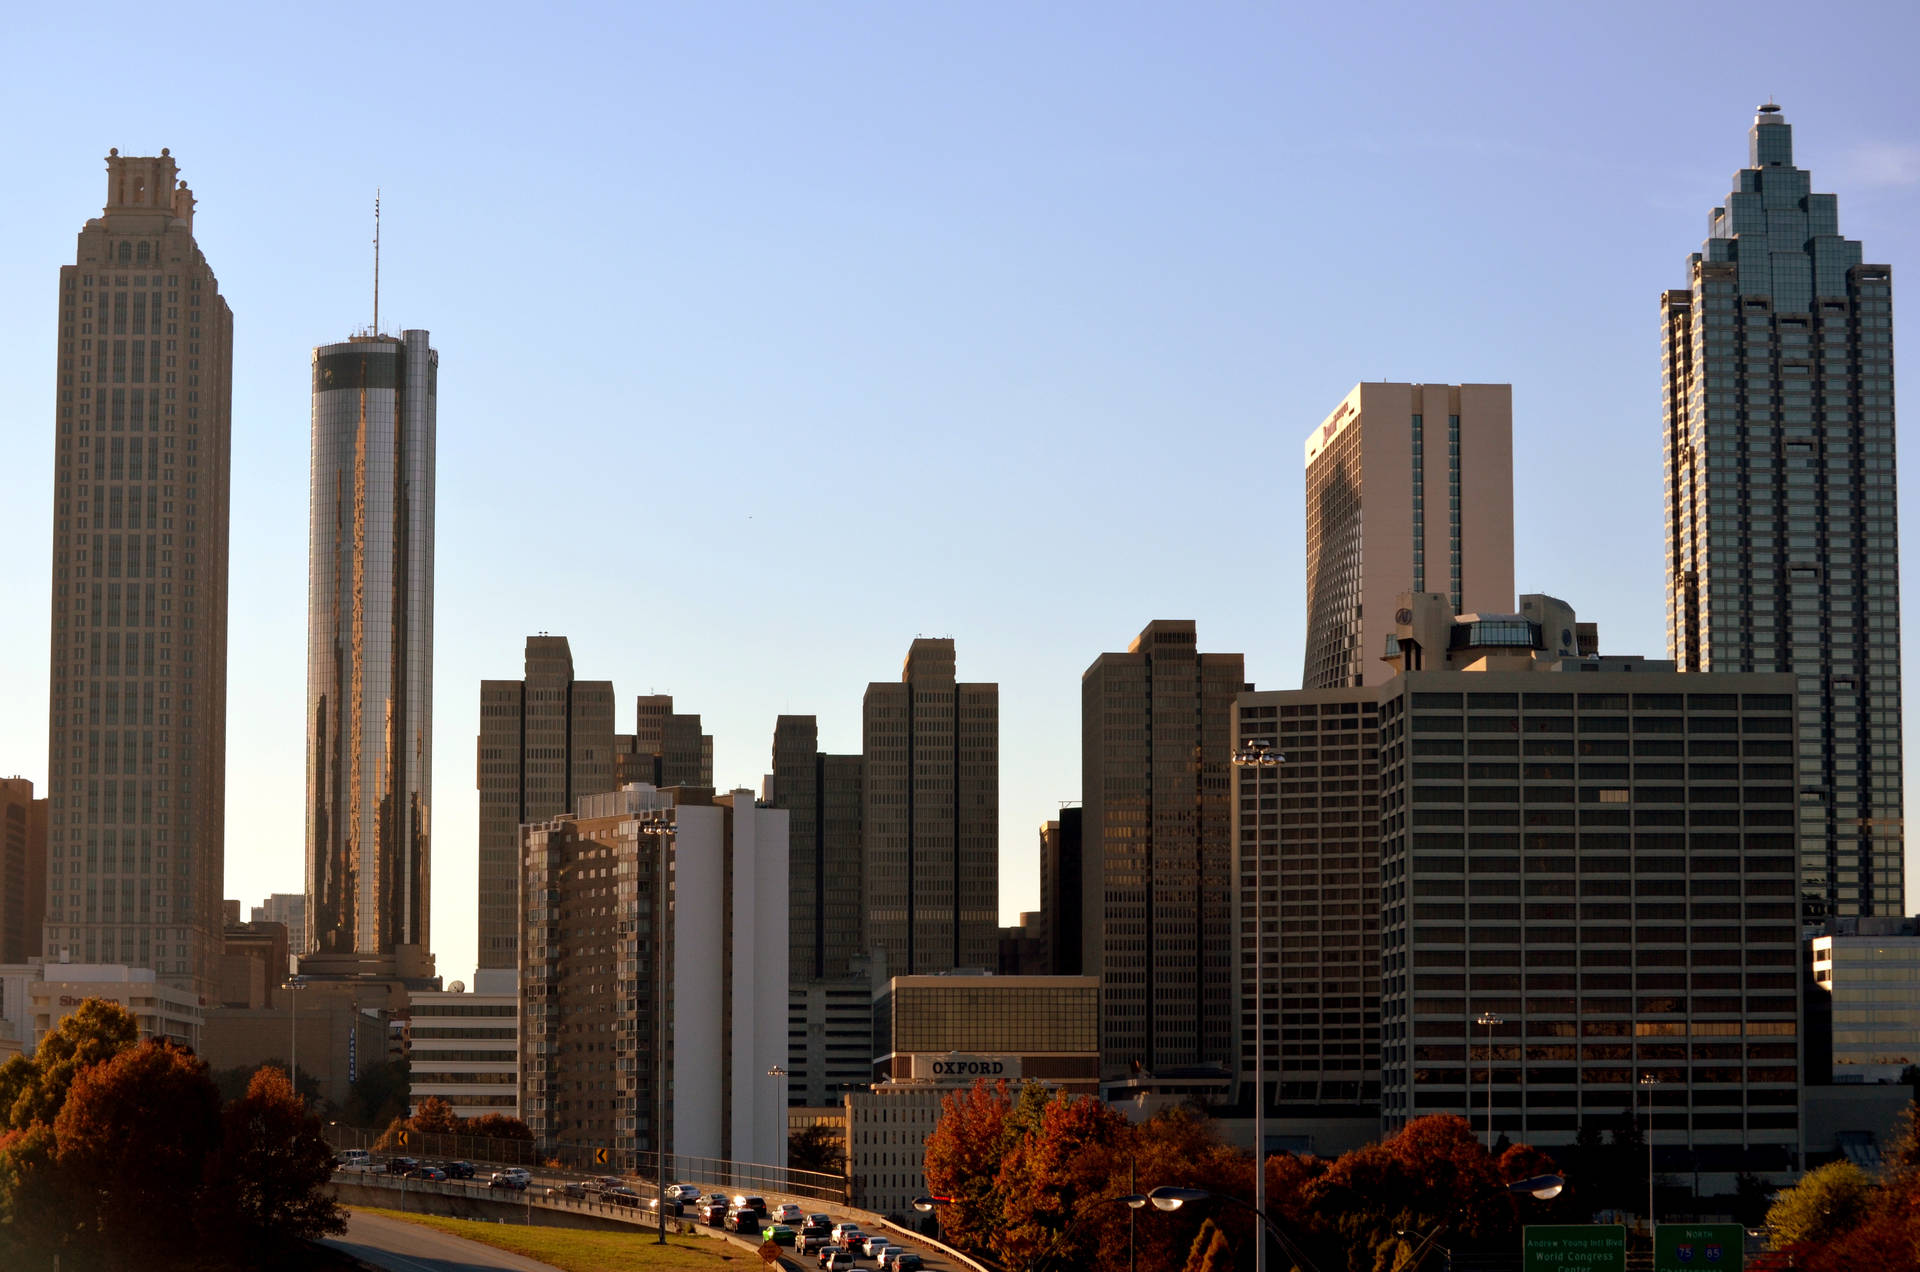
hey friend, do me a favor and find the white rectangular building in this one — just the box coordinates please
[408,968,519,1118]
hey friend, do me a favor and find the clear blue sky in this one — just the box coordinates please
[3,3,1917,981]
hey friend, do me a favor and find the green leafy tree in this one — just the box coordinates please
[4,999,139,1130]
[202,1066,346,1261]
[1765,1159,1874,1251]
[345,1058,410,1128]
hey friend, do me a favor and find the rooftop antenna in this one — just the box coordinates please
[372,188,381,335]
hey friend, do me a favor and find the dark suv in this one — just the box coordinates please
[385,1156,419,1176]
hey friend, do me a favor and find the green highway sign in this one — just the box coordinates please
[1654,1223,1745,1272]
[1524,1225,1627,1272]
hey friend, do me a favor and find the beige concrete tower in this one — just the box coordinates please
[862,638,999,973]
[475,635,615,970]
[43,150,233,999]
[1302,383,1514,689]
[1081,620,1247,1077]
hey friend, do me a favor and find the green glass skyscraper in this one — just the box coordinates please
[1663,104,1901,921]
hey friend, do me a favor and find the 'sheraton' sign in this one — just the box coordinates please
[915,1054,1023,1081]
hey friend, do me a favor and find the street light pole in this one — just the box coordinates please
[1230,738,1284,1272]
[1475,1011,1503,1146]
[641,814,675,1246]
[1640,1073,1661,1235]
[288,977,304,1104]
[768,1066,789,1172]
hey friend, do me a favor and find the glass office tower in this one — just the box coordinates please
[1662,105,1902,920]
[306,329,437,955]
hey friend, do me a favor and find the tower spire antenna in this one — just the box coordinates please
[372,189,381,335]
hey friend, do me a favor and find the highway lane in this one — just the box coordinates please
[322,1209,565,1272]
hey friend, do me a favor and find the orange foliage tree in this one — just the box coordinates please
[204,1066,346,1259]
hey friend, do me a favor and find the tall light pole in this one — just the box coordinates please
[288,976,305,1104]
[641,814,675,1246]
[1230,737,1283,1272]
[1640,1073,1661,1235]
[768,1065,789,1171]
[1475,1011,1503,1146]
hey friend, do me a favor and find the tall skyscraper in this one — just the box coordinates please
[1,778,48,965]
[1038,808,1082,977]
[44,150,233,996]
[249,892,307,954]
[862,638,999,973]
[476,636,615,970]
[1302,383,1514,689]
[1664,104,1902,921]
[306,328,437,957]
[768,715,863,980]
[616,695,712,789]
[1081,620,1246,1077]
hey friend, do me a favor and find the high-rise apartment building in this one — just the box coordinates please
[306,328,437,958]
[1231,687,1381,1143]
[0,779,48,965]
[1376,599,1804,1183]
[862,638,999,974]
[1082,620,1246,1077]
[1302,383,1514,689]
[520,784,788,1165]
[475,636,615,970]
[1662,104,1902,921]
[44,150,233,997]
[768,715,863,980]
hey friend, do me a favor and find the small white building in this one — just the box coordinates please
[1813,917,1920,1084]
[0,960,203,1055]
[409,968,519,1118]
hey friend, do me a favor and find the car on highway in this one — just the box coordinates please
[892,1255,923,1272]
[667,1183,702,1202]
[772,1202,806,1224]
[727,1210,761,1234]
[829,1223,863,1241]
[732,1194,768,1216]
[415,1166,449,1182]
[603,1186,641,1207]
[762,1224,797,1246]
[799,1232,834,1255]
[444,1160,477,1180]
[819,1250,856,1271]
[878,1249,913,1270]
[488,1170,530,1191]
[807,1213,833,1230]
[862,1235,894,1259]
[385,1156,419,1176]
[649,1197,685,1216]
[702,1201,730,1225]
[834,1229,868,1252]
[334,1149,373,1172]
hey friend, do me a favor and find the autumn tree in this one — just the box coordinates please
[0,1124,65,1265]
[465,1113,534,1141]
[54,1040,223,1268]
[922,1078,1018,1250]
[411,1095,459,1135]
[1766,1160,1874,1251]
[1183,1218,1236,1272]
[993,1090,1136,1270]
[202,1066,346,1261]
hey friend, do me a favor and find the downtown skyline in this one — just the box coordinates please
[3,5,1919,983]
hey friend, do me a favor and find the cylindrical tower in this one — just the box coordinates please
[306,329,437,957]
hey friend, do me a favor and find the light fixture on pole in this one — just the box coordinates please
[1475,1011,1504,1145]
[1145,1186,1324,1272]
[1229,737,1284,1272]
[640,814,676,1246]
[1640,1072,1661,1234]
[768,1065,789,1167]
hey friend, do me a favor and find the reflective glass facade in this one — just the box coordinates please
[1662,106,1902,921]
[306,330,436,955]
[44,152,233,1000]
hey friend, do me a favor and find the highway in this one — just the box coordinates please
[322,1209,564,1272]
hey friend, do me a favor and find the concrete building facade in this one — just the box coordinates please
[1302,383,1514,690]
[862,639,998,974]
[616,696,712,790]
[306,328,437,958]
[1082,620,1245,1078]
[409,968,519,1118]
[44,150,234,1000]
[1230,686,1382,1138]
[787,973,877,1108]
[1661,104,1903,922]
[520,784,788,1166]
[1809,916,1920,1085]
[251,892,306,954]
[1376,606,1805,1180]
[0,778,47,965]
[476,636,616,971]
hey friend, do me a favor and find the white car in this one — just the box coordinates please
[879,1249,913,1270]
[863,1236,894,1259]
[773,1203,806,1224]
[668,1183,703,1202]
